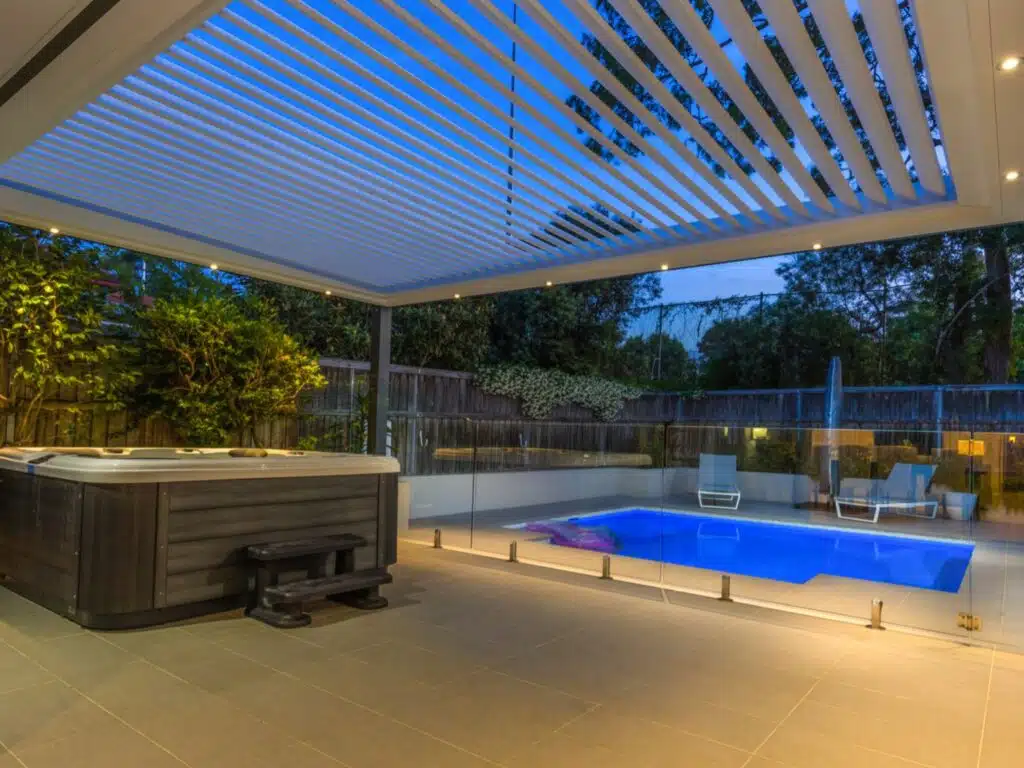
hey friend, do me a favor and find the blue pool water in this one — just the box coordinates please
[542,509,974,593]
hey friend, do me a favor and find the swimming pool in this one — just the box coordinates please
[522,509,974,593]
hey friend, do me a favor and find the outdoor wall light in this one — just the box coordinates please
[661,263,669,270]
[1006,170,1020,182]
[453,293,461,299]
[999,56,1021,71]
[545,281,553,287]
[209,264,218,271]
[324,290,332,296]
[812,242,823,250]
[48,227,59,234]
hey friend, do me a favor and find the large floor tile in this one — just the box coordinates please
[555,705,751,767]
[11,720,185,768]
[383,668,594,762]
[781,698,979,768]
[0,682,116,754]
[756,724,926,768]
[0,642,55,694]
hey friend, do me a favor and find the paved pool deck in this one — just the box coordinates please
[2,542,1023,767]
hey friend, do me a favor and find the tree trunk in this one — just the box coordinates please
[981,229,1013,383]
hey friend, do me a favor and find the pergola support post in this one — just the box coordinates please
[368,307,392,456]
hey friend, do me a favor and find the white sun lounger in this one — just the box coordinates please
[697,453,741,510]
[834,462,939,524]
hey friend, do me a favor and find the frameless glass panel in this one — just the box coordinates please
[396,415,476,549]
[467,420,664,581]
[726,426,972,639]
[968,431,1024,650]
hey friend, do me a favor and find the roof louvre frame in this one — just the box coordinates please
[165,46,562,259]
[0,0,972,303]
[605,0,810,217]
[560,0,781,222]
[657,0,834,213]
[278,0,648,243]
[91,89,511,273]
[755,0,888,204]
[60,110,481,271]
[146,58,551,262]
[468,0,732,230]
[857,0,945,196]
[210,12,602,250]
[406,0,695,232]
[19,137,484,282]
[341,0,681,235]
[803,0,916,201]
[706,0,859,209]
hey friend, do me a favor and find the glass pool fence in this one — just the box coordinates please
[396,419,1024,650]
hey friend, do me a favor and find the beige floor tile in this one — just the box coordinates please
[556,705,750,767]
[201,622,333,673]
[502,730,629,768]
[286,650,450,716]
[143,641,278,695]
[0,642,54,694]
[347,638,481,686]
[782,698,979,768]
[635,662,818,722]
[16,633,134,689]
[382,668,593,762]
[808,677,986,730]
[758,719,952,768]
[604,686,779,752]
[11,720,185,768]
[0,682,116,754]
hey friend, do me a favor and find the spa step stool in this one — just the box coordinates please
[246,534,392,628]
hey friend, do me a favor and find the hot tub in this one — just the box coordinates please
[0,447,400,628]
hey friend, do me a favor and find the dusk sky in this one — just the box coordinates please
[659,253,787,304]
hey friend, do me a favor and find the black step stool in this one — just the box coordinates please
[246,534,392,628]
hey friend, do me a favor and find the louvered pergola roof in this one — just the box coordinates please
[0,0,1021,305]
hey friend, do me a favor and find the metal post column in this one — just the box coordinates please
[368,307,392,456]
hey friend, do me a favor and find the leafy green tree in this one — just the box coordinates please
[129,295,326,446]
[699,294,872,388]
[612,333,698,389]
[0,225,134,445]
[488,275,662,374]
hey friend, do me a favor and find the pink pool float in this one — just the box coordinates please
[524,521,618,553]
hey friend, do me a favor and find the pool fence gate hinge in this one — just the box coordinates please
[719,574,732,602]
[508,540,518,563]
[433,529,442,549]
[600,555,612,580]
[869,598,884,630]
[957,612,982,631]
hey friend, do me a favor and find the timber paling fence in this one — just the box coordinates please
[6,359,1024,476]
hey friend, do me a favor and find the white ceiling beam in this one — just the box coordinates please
[910,0,994,207]
[707,0,859,209]
[605,0,810,217]
[857,0,945,196]
[280,0,646,243]
[340,0,679,237]
[472,0,733,229]
[561,0,782,221]
[659,0,834,212]
[756,0,887,205]
[804,0,915,200]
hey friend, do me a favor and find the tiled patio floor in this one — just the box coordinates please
[2,542,1023,767]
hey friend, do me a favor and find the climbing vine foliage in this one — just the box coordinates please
[477,365,640,421]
